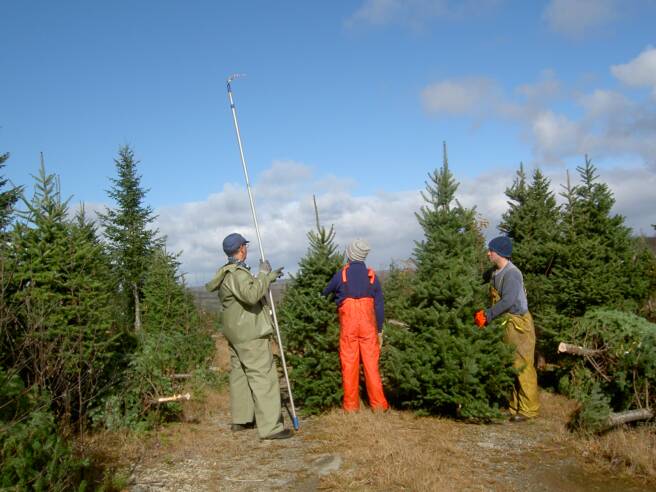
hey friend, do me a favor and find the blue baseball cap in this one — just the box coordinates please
[222,233,249,256]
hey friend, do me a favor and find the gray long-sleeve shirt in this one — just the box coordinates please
[485,261,529,322]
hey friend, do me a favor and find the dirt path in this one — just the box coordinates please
[125,338,654,491]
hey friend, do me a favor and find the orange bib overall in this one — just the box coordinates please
[338,265,389,412]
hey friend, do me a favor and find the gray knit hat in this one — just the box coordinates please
[346,239,371,262]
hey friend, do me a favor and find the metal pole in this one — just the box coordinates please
[226,74,299,431]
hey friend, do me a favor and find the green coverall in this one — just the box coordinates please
[206,263,284,438]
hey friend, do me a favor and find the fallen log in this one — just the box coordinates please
[607,408,654,428]
[557,342,604,357]
[152,393,191,404]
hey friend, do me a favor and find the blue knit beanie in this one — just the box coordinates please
[488,236,512,258]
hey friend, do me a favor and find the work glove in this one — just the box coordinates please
[268,266,284,282]
[259,259,272,275]
[378,332,383,349]
[474,309,488,329]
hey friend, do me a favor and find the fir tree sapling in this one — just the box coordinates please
[498,164,562,358]
[0,152,22,235]
[7,163,121,430]
[99,146,163,332]
[381,142,515,420]
[279,211,344,415]
[553,157,651,316]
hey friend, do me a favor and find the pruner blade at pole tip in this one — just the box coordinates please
[227,73,247,84]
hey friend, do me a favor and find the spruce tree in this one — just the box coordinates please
[498,164,562,357]
[381,143,515,420]
[8,163,121,429]
[499,164,561,290]
[562,309,656,433]
[99,146,162,331]
[279,209,344,414]
[0,152,22,362]
[0,152,22,234]
[552,156,651,317]
[112,248,213,425]
[141,248,212,372]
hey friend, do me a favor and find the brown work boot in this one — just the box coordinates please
[262,428,293,440]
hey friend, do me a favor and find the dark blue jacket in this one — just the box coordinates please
[322,261,384,332]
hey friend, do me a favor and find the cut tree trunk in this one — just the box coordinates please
[133,283,142,332]
[607,408,654,428]
[152,393,191,404]
[557,342,603,357]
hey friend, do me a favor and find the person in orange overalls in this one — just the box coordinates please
[323,239,389,412]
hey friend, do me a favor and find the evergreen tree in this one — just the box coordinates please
[99,145,162,331]
[0,152,22,234]
[7,163,121,429]
[381,143,515,420]
[561,309,656,433]
[499,165,561,289]
[106,248,214,427]
[0,367,86,490]
[551,156,651,317]
[0,152,22,363]
[141,248,212,372]
[382,260,415,323]
[279,210,344,415]
[498,164,562,356]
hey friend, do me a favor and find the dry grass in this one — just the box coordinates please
[310,409,491,491]
[75,334,656,490]
[577,424,656,480]
[539,391,656,481]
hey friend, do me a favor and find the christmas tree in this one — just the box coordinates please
[99,146,163,331]
[498,164,562,358]
[381,143,515,420]
[552,157,651,317]
[7,162,121,429]
[560,309,656,433]
[279,200,344,414]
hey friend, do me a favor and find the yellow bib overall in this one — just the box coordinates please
[491,286,540,418]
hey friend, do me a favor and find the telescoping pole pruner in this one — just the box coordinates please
[226,74,299,431]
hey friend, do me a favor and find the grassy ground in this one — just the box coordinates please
[79,335,656,491]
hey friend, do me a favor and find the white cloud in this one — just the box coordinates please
[345,0,502,30]
[515,69,562,102]
[80,158,653,287]
[543,0,617,37]
[530,110,583,162]
[421,49,656,168]
[421,78,501,116]
[154,162,425,285]
[603,166,656,235]
[460,163,656,240]
[611,46,656,98]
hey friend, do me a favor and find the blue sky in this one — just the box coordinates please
[2,1,656,283]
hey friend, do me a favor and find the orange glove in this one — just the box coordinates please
[474,310,487,329]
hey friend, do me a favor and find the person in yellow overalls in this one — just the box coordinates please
[475,236,540,422]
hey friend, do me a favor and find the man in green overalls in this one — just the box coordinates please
[475,236,540,422]
[206,233,292,439]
